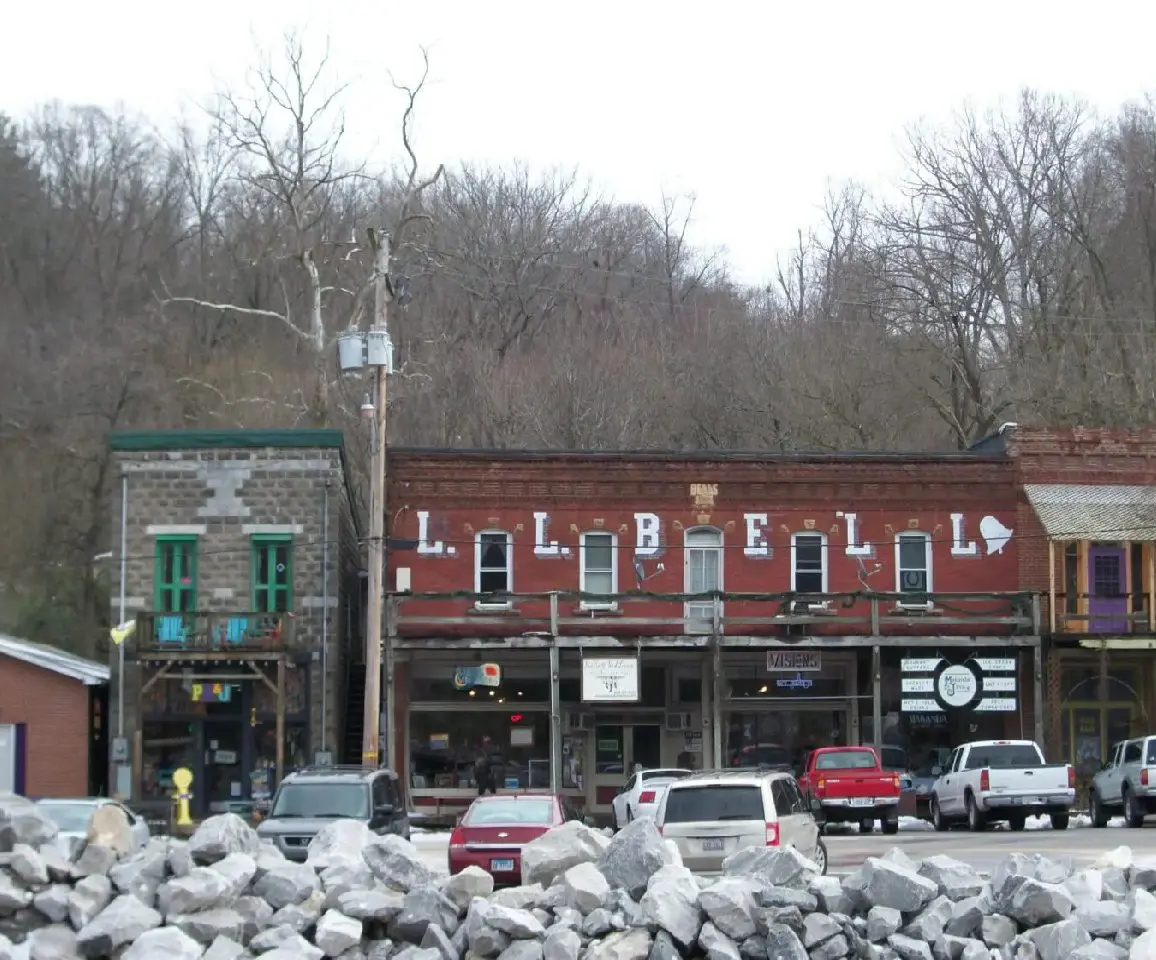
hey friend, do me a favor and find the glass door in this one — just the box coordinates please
[590,723,666,812]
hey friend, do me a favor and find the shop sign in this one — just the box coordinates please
[581,657,640,702]
[453,663,502,691]
[900,657,1016,713]
[191,683,232,703]
[774,673,815,691]
[767,651,821,673]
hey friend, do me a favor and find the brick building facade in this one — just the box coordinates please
[0,634,109,797]
[108,430,362,817]
[385,448,1041,823]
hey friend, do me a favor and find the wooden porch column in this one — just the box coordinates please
[275,657,286,784]
[700,648,714,769]
[1147,544,1155,632]
[1048,541,1057,634]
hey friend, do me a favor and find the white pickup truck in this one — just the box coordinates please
[928,739,1075,832]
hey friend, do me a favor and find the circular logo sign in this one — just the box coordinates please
[937,665,978,709]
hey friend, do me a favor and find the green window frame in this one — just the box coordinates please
[155,536,198,612]
[252,535,293,613]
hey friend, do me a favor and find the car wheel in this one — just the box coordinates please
[858,819,873,834]
[1091,791,1109,829]
[930,797,948,832]
[1008,814,1026,831]
[812,838,829,875]
[1050,812,1070,831]
[1125,787,1145,828]
[881,817,899,836]
[966,793,987,831]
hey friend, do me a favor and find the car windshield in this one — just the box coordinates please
[663,785,764,823]
[815,750,878,771]
[464,799,554,825]
[37,802,98,832]
[270,783,369,819]
[963,744,1043,770]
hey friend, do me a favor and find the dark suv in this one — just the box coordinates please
[256,765,410,861]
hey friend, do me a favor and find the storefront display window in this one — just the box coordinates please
[141,722,194,802]
[409,711,550,790]
[724,710,846,772]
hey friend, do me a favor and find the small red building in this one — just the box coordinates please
[0,634,109,797]
[385,449,1041,820]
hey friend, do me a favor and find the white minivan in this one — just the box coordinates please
[653,769,828,875]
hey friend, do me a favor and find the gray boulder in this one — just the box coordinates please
[169,907,247,944]
[558,862,609,915]
[522,822,610,889]
[640,866,701,950]
[67,875,112,929]
[443,866,494,913]
[595,820,671,901]
[994,876,1074,927]
[1026,916,1092,960]
[0,793,59,851]
[75,893,162,957]
[698,878,759,943]
[722,848,817,888]
[917,855,985,900]
[307,820,375,871]
[364,836,434,892]
[842,858,937,913]
[121,925,204,960]
[10,845,48,886]
[157,867,232,917]
[391,886,461,941]
[253,862,320,909]
[315,908,363,956]
[186,814,259,865]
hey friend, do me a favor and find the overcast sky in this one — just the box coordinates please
[5,2,1155,288]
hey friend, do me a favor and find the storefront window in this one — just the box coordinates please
[409,711,550,790]
[725,710,847,772]
[141,722,195,802]
[410,676,582,703]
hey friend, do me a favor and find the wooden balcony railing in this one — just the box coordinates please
[391,590,1041,638]
[1053,592,1153,635]
[134,611,294,654]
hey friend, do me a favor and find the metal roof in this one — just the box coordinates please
[0,634,110,686]
[1023,484,1156,541]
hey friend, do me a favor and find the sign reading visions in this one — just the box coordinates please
[900,657,1016,713]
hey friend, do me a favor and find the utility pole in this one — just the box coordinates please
[361,229,391,767]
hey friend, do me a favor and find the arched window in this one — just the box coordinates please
[475,530,513,608]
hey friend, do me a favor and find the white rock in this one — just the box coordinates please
[521,822,610,888]
[121,925,205,960]
[315,908,363,956]
[559,862,610,915]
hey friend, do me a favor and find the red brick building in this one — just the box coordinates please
[975,426,1156,776]
[0,634,109,797]
[384,449,1041,820]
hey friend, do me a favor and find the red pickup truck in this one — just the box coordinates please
[797,746,902,835]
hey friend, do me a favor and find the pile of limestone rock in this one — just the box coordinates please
[2,790,1155,960]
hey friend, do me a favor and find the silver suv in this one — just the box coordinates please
[257,765,409,861]
[1091,736,1156,828]
[654,769,827,875]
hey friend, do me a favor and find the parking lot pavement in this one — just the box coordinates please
[412,822,1156,881]
[824,823,1156,876]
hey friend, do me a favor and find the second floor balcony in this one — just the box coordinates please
[133,611,295,656]
[391,590,1041,641]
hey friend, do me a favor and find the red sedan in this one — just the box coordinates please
[447,795,570,884]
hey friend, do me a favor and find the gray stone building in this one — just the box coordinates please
[107,429,363,817]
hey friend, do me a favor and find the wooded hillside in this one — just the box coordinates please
[3,36,1155,650]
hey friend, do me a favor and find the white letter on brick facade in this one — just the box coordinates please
[416,510,447,556]
[839,512,873,557]
[950,512,979,556]
[635,513,661,557]
[744,513,770,558]
[533,511,567,557]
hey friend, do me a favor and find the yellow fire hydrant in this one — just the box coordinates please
[172,767,194,828]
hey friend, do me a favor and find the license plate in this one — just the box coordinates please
[490,859,514,872]
[701,838,725,852]
[850,798,873,807]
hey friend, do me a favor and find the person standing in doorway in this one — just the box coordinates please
[474,739,494,796]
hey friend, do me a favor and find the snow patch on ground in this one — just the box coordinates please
[824,812,1126,833]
